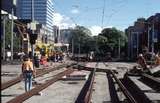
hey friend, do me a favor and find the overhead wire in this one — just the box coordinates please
[104,0,129,28]
[101,0,106,29]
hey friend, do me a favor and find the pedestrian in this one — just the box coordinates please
[22,55,36,92]
[6,51,11,61]
[155,54,160,66]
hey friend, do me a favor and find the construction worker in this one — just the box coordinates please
[155,54,160,66]
[137,54,148,71]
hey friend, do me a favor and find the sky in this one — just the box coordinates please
[52,0,160,35]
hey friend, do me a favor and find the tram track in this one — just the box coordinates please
[1,63,75,90]
[75,68,96,103]
[2,62,160,103]
[7,68,75,103]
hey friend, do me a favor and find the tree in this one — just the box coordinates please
[69,25,93,54]
[93,35,108,54]
[99,27,128,57]
[5,20,21,52]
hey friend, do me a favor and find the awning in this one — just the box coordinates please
[54,43,69,47]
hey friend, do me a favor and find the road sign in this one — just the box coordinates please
[27,22,37,30]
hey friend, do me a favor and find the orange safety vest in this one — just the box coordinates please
[155,57,160,65]
[22,61,34,72]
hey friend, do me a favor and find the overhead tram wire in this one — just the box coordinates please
[101,0,106,29]
[104,0,129,27]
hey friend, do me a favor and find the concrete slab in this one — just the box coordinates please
[145,93,160,101]
[150,66,160,74]
[61,70,89,80]
[129,76,153,91]
[24,71,90,103]
[92,72,111,103]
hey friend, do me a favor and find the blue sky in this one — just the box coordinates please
[53,0,160,35]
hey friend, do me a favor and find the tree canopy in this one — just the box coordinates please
[69,25,93,54]
[69,26,128,57]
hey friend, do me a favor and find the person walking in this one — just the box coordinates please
[22,55,35,92]
[155,54,160,66]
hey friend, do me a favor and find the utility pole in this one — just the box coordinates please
[148,27,151,52]
[78,38,80,63]
[131,32,133,59]
[72,38,74,56]
[11,0,17,61]
[151,23,154,56]
[137,32,139,57]
[31,0,35,58]
[151,22,155,66]
[3,15,6,60]
[118,38,121,59]
[11,8,14,61]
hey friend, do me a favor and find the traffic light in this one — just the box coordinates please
[29,33,38,44]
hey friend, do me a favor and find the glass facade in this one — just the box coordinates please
[17,0,54,32]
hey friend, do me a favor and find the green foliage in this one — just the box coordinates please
[99,27,128,56]
[4,20,21,51]
[69,25,93,53]
[13,33,21,51]
[100,27,127,47]
[5,20,12,49]
[69,25,128,57]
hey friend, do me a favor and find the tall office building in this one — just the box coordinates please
[17,0,54,32]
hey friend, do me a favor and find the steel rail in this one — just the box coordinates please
[1,63,73,90]
[7,68,74,103]
[110,70,137,103]
[75,68,96,103]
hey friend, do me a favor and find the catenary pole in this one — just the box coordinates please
[31,0,35,58]
[3,16,6,60]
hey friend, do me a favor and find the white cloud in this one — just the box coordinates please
[53,12,75,29]
[89,25,115,36]
[71,9,79,14]
[89,26,102,36]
